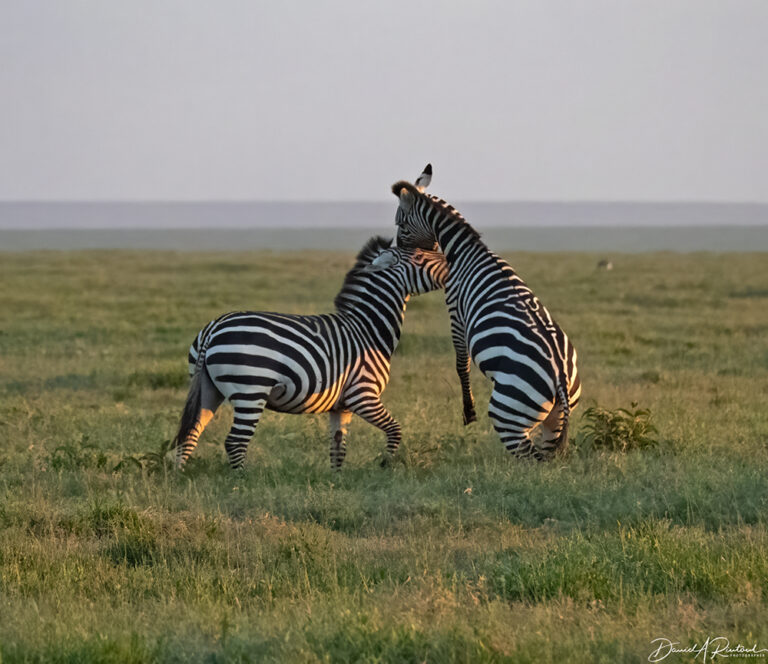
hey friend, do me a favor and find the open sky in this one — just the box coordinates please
[1,1,766,202]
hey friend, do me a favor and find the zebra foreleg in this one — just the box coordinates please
[328,410,353,471]
[349,398,402,466]
[451,327,477,425]
[224,399,267,470]
[457,353,477,425]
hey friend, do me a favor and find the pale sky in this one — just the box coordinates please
[1,1,766,202]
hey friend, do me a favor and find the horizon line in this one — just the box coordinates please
[1,198,768,206]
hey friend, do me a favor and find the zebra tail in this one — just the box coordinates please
[173,332,210,449]
[173,369,202,449]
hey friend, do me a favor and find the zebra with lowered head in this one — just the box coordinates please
[173,236,448,470]
[392,165,581,460]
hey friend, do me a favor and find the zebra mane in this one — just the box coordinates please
[353,235,393,268]
[334,236,394,312]
[392,181,481,241]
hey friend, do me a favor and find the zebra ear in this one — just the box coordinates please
[398,187,415,212]
[367,251,398,271]
[415,163,432,192]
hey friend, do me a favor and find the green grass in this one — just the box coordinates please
[1,249,767,663]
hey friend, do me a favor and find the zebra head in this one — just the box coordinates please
[392,163,441,251]
[334,236,448,311]
[364,240,448,296]
[334,236,447,313]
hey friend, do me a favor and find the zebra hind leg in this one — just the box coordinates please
[329,410,353,471]
[348,397,401,467]
[224,398,267,470]
[177,409,215,469]
[536,381,581,459]
[536,404,567,460]
[176,369,224,469]
[487,390,547,461]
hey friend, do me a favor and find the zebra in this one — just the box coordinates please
[392,165,581,460]
[173,236,448,470]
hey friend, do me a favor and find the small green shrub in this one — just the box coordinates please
[579,402,659,452]
[83,501,150,538]
[48,435,108,470]
[113,439,173,473]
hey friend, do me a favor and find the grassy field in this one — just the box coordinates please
[1,248,767,663]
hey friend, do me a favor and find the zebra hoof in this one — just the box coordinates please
[380,456,392,469]
[463,409,477,426]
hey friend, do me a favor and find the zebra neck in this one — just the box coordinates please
[432,214,485,265]
[335,279,408,356]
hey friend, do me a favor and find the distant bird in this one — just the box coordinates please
[597,259,614,271]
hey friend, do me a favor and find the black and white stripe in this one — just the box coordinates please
[173,237,448,470]
[393,166,581,460]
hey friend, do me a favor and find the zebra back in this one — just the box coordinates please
[187,236,447,415]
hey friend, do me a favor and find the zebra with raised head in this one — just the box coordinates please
[392,165,581,460]
[173,236,448,470]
